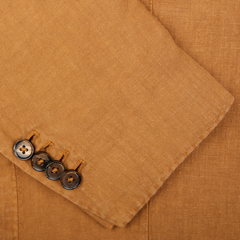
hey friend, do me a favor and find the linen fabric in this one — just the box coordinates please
[144,0,240,239]
[0,0,239,238]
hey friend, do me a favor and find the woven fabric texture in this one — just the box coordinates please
[0,0,238,237]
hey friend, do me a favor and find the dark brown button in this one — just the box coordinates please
[61,171,81,190]
[31,151,52,172]
[45,161,65,180]
[13,139,35,160]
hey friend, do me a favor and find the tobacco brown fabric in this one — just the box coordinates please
[0,156,18,240]
[145,0,240,239]
[0,0,239,239]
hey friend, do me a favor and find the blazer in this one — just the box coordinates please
[0,0,239,239]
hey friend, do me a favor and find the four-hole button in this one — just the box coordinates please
[31,151,52,172]
[45,161,65,181]
[61,170,81,190]
[13,139,35,160]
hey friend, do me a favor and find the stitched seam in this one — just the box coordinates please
[14,165,19,240]
[5,0,234,226]
[148,201,150,240]
[7,98,233,227]
[118,99,234,226]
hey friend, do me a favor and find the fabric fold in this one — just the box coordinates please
[0,0,234,227]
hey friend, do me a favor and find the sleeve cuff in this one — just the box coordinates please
[0,0,234,227]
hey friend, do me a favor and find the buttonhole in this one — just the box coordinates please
[57,150,69,164]
[27,130,40,144]
[75,159,86,173]
[39,141,54,152]
[51,167,59,174]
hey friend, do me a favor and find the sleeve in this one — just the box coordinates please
[0,0,234,227]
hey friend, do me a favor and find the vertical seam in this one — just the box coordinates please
[148,201,150,240]
[14,165,19,240]
[148,0,152,234]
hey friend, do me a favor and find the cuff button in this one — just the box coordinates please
[61,171,81,190]
[45,161,65,180]
[13,139,35,160]
[31,152,52,172]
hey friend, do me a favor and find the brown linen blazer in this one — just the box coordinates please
[0,0,239,239]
